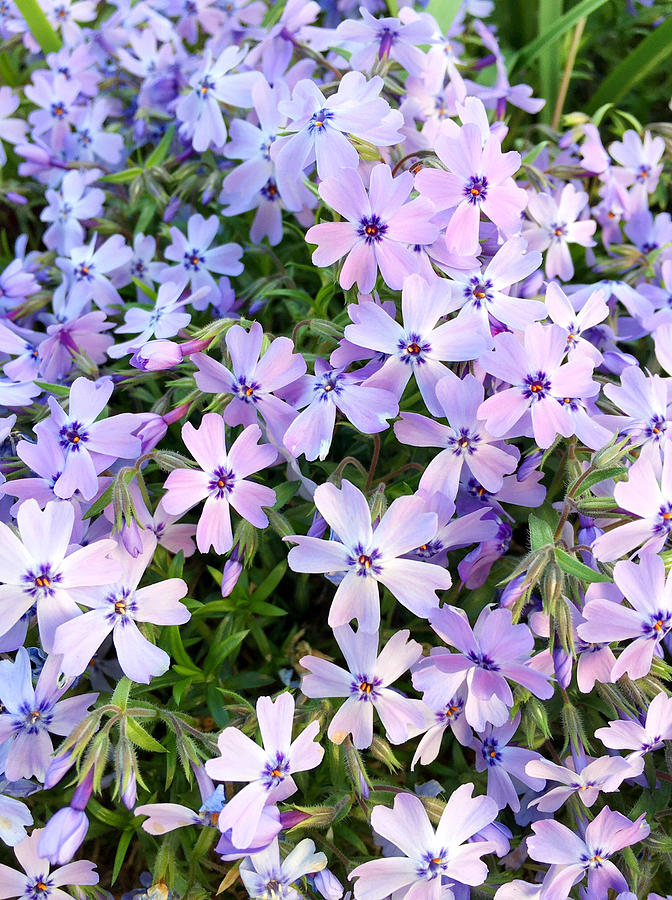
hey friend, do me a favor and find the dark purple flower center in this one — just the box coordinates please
[481,737,502,766]
[17,699,54,735]
[581,847,609,869]
[25,875,54,899]
[209,466,235,498]
[347,543,382,577]
[464,175,488,205]
[523,371,551,401]
[77,128,92,146]
[447,427,480,455]
[436,696,464,724]
[550,221,567,239]
[646,414,668,441]
[350,673,382,702]
[643,610,672,638]
[377,26,398,59]
[59,420,89,450]
[467,651,499,671]
[196,76,216,97]
[183,248,205,271]
[309,108,334,133]
[464,276,493,307]
[397,332,431,364]
[417,849,449,880]
[261,178,280,202]
[262,752,290,789]
[105,587,138,624]
[74,261,95,281]
[23,564,62,598]
[58,201,73,223]
[467,477,492,501]
[316,371,343,400]
[50,101,67,119]
[234,376,260,403]
[642,241,658,254]
[636,164,651,181]
[414,539,444,560]
[357,214,388,244]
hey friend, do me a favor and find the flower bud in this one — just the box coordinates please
[220,558,242,597]
[131,339,183,371]
[553,646,572,689]
[38,807,89,865]
[44,750,76,789]
[314,869,344,900]
[369,735,401,772]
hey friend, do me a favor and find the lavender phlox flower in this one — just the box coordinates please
[305,163,439,293]
[349,787,498,900]
[592,440,672,561]
[0,828,98,899]
[579,122,610,175]
[414,604,553,731]
[0,86,27,166]
[609,128,665,195]
[108,281,204,359]
[0,792,33,846]
[526,806,649,900]
[414,120,527,256]
[240,837,327,900]
[544,281,609,365]
[579,552,672,680]
[329,294,396,370]
[163,0,224,43]
[57,234,133,315]
[639,260,672,332]
[38,769,93,865]
[335,7,435,75]
[0,320,46,382]
[193,320,306,443]
[0,498,119,651]
[162,414,277,555]
[604,365,672,451]
[343,273,487,415]
[272,72,403,206]
[472,713,545,813]
[281,359,398,461]
[67,98,124,165]
[477,322,600,449]
[45,0,96,44]
[411,686,472,768]
[596,691,672,762]
[0,257,40,311]
[53,531,189,683]
[45,43,101,97]
[41,170,105,254]
[300,625,424,749]
[0,648,97,781]
[103,483,197,559]
[109,233,166,292]
[523,184,596,281]
[525,754,638,813]
[221,172,313,248]
[285,479,451,631]
[394,369,518,500]
[160,213,243,304]
[38,310,114,383]
[24,72,82,151]
[624,208,672,262]
[405,490,500,565]
[205,692,324,848]
[35,376,142,501]
[175,47,260,152]
[442,236,544,340]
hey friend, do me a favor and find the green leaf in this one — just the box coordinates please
[554,548,611,583]
[112,829,135,885]
[145,125,175,168]
[135,200,156,236]
[126,717,167,753]
[272,480,300,509]
[88,798,129,828]
[131,277,157,301]
[34,380,70,397]
[81,484,114,520]
[247,599,287,617]
[203,630,249,674]
[510,0,610,70]
[249,561,287,606]
[529,513,555,550]
[427,0,461,33]
[537,0,563,125]
[111,677,132,711]
[572,466,627,495]
[14,0,61,52]
[587,15,672,114]
[100,167,143,184]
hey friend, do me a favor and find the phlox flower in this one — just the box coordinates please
[0,793,32,847]
[335,8,435,75]
[592,441,672,561]
[44,44,100,97]
[544,281,609,364]
[0,257,39,311]
[241,838,327,900]
[111,232,165,291]
[300,625,424,749]
[53,532,189,684]
[526,807,649,900]
[161,213,243,304]
[472,713,545,813]
[38,310,114,383]
[41,170,105,254]
[609,129,664,194]
[175,47,259,152]
[285,480,452,632]
[0,86,27,167]
[305,163,439,294]
[395,370,518,500]
[205,693,324,848]
[0,828,98,900]
[602,365,671,448]
[525,754,637,813]
[162,415,277,555]
[411,690,472,769]
[0,499,118,651]
[0,649,97,781]
[414,121,527,256]
[523,184,596,281]
[414,605,553,731]
[57,234,133,314]
[596,691,672,760]
[343,273,488,416]
[67,98,124,166]
[45,0,96,45]
[273,72,403,207]
[193,320,306,443]
[443,236,544,340]
[624,208,672,261]
[579,552,672,680]
[24,73,81,151]
[0,320,46,382]
[348,787,498,900]
[281,360,398,462]
[35,376,142,501]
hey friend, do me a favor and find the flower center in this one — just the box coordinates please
[550,221,567,239]
[358,214,388,244]
[348,544,382,577]
[74,262,94,281]
[59,421,89,450]
[309,108,334,132]
[263,752,290,789]
[523,371,551,401]
[183,248,205,271]
[261,178,280,201]
[209,466,235,498]
[197,77,215,96]
[464,175,488,204]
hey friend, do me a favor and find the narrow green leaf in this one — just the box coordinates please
[386,0,398,15]
[588,16,672,114]
[88,798,129,828]
[272,481,300,509]
[204,629,249,674]
[247,599,287,617]
[14,0,61,52]
[126,717,167,753]
[529,513,555,550]
[111,677,132,711]
[145,125,175,168]
[510,0,610,70]
[250,561,287,605]
[131,277,157,301]
[34,380,70,396]
[427,0,461,33]
[111,830,135,885]
[81,484,114,520]
[554,548,610,583]
[100,167,143,184]
[572,466,627,495]
[0,52,19,87]
[537,0,563,125]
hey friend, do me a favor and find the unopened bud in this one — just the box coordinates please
[590,436,631,470]
[369,735,401,772]
[418,795,446,825]
[542,562,564,617]
[522,696,553,745]
[343,739,370,799]
[561,702,592,755]
[151,450,195,471]
[266,508,293,538]
[368,483,387,525]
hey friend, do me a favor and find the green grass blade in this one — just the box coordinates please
[427,0,462,34]
[13,0,61,52]
[538,0,563,124]
[509,0,609,71]
[587,15,672,114]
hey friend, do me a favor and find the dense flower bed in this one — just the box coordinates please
[1,0,672,897]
